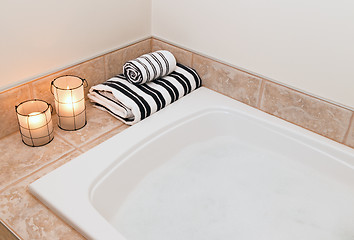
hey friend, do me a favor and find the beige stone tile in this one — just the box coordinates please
[192,54,262,107]
[30,57,105,109]
[0,85,32,139]
[61,57,105,97]
[105,39,151,79]
[29,76,55,112]
[151,39,193,67]
[0,150,85,240]
[344,114,354,148]
[80,124,129,153]
[0,131,74,191]
[0,221,19,240]
[260,82,352,142]
[55,103,123,148]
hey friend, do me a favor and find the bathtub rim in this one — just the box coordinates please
[29,87,354,240]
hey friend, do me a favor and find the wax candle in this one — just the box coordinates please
[16,100,54,147]
[28,112,44,128]
[51,75,87,131]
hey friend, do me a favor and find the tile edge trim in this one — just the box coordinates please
[151,35,354,112]
[0,36,153,93]
[0,218,23,240]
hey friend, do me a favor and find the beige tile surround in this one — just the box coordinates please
[0,38,151,141]
[1,37,353,148]
[150,38,354,148]
[0,39,151,239]
[0,36,353,239]
[0,221,18,240]
[0,104,129,239]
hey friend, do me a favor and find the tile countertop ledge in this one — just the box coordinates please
[0,102,129,240]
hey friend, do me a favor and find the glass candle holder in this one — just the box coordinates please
[15,99,54,147]
[51,75,87,131]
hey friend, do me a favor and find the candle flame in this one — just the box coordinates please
[28,112,44,128]
[64,86,74,104]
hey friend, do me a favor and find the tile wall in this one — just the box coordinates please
[1,37,353,148]
[0,105,129,239]
[0,38,150,239]
[0,36,353,240]
[0,221,18,240]
[0,38,151,140]
[151,38,354,148]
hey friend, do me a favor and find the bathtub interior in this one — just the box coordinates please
[89,109,354,240]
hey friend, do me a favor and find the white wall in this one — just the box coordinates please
[0,0,151,90]
[2,0,353,108]
[152,0,354,108]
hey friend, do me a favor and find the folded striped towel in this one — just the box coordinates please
[88,63,202,125]
[123,50,177,85]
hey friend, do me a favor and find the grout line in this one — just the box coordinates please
[53,132,80,150]
[76,125,121,149]
[191,52,195,68]
[79,123,126,149]
[2,36,353,150]
[28,192,81,237]
[202,86,260,112]
[256,79,266,109]
[28,83,35,99]
[0,37,153,94]
[0,149,78,194]
[103,54,107,81]
[152,37,185,51]
[203,85,354,149]
[152,37,271,78]
[152,37,189,54]
[101,37,151,57]
[0,218,24,240]
[262,80,354,112]
[258,108,348,146]
[151,37,354,112]
[0,121,127,195]
[3,36,352,113]
[342,112,354,144]
[77,149,85,154]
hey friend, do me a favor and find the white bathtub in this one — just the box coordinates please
[30,87,354,240]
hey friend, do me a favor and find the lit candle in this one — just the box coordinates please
[51,75,87,131]
[61,87,75,115]
[16,100,54,147]
[28,112,45,129]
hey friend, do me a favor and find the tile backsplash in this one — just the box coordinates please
[0,104,128,239]
[260,81,352,143]
[0,38,152,140]
[0,37,353,148]
[192,53,262,108]
[150,38,354,148]
[0,84,32,138]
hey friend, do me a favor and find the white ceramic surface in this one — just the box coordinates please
[29,87,354,240]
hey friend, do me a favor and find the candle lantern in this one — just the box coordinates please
[15,99,54,147]
[51,75,87,131]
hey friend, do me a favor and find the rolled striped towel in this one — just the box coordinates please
[88,63,202,125]
[123,50,177,85]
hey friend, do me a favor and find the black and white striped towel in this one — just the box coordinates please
[88,63,202,125]
[123,50,177,85]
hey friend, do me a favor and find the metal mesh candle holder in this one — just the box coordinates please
[15,99,54,147]
[51,75,87,131]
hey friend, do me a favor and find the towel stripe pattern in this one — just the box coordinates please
[88,63,202,125]
[123,50,177,85]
